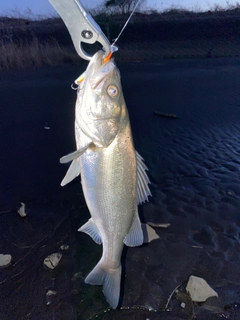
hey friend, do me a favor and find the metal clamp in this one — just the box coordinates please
[48,0,111,60]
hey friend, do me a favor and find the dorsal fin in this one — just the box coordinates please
[136,151,152,205]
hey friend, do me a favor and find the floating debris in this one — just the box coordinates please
[191,245,203,249]
[18,202,27,217]
[165,283,182,310]
[186,275,218,302]
[154,111,177,119]
[0,254,12,268]
[142,224,160,243]
[43,253,62,270]
[181,302,186,308]
[60,244,69,251]
[44,126,51,130]
[147,222,170,228]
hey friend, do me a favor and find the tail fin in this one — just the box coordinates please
[85,262,121,309]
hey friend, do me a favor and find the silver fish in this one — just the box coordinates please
[60,50,151,308]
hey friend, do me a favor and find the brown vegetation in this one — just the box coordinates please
[0,36,79,70]
[0,3,240,69]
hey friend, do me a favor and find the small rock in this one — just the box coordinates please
[72,272,83,281]
[0,254,12,268]
[43,253,62,270]
[60,244,69,251]
[46,290,56,296]
[146,305,156,311]
[46,290,57,305]
[18,202,27,217]
[186,275,218,302]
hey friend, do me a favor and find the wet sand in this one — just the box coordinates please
[1,57,240,319]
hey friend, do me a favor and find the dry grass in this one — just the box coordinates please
[0,36,79,70]
[1,2,240,70]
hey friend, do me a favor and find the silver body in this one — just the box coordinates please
[60,51,151,308]
[77,115,137,267]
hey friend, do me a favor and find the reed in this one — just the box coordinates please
[0,35,79,70]
[1,1,240,70]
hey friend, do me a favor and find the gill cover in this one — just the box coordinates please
[77,52,122,147]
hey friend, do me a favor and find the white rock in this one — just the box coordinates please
[186,275,218,302]
[146,224,160,242]
[46,290,56,296]
[18,202,27,217]
[142,224,160,243]
[146,305,156,311]
[60,244,69,251]
[46,290,57,305]
[43,253,62,270]
[0,254,12,268]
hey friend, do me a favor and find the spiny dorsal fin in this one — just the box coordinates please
[136,151,152,205]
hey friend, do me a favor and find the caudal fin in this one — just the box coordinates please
[85,262,121,309]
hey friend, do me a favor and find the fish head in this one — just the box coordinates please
[76,51,126,147]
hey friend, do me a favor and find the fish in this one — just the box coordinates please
[60,50,151,309]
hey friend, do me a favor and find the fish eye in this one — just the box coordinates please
[107,85,118,97]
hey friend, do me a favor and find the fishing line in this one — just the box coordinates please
[111,0,142,47]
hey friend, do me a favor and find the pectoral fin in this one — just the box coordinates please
[136,151,152,205]
[60,158,80,186]
[60,143,92,186]
[59,143,92,164]
[123,211,143,247]
[78,218,102,245]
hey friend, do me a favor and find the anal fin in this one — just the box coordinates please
[123,210,143,247]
